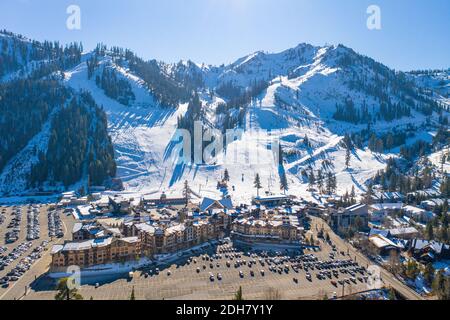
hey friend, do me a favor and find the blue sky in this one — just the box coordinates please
[0,0,448,71]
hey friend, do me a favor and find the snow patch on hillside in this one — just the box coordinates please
[429,148,450,173]
[0,108,61,194]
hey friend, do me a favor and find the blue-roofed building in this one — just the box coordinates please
[369,228,390,238]
[199,197,233,213]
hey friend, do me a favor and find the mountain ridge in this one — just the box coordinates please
[0,30,448,201]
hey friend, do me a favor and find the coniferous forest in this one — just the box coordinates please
[29,92,116,188]
[0,79,71,172]
[0,32,116,191]
[95,65,135,106]
[0,30,448,196]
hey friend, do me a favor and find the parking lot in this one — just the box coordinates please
[0,204,74,299]
[23,234,372,300]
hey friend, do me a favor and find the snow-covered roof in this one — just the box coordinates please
[192,220,209,228]
[411,240,450,254]
[389,227,419,236]
[370,203,403,211]
[369,228,390,238]
[200,197,233,212]
[51,245,64,254]
[72,222,83,234]
[373,192,404,200]
[166,223,186,235]
[403,205,426,214]
[62,237,113,252]
[234,215,299,228]
[134,223,156,234]
[106,227,122,236]
[407,189,440,197]
[421,198,446,207]
[369,234,399,249]
[346,203,367,212]
[255,195,289,201]
[121,236,139,244]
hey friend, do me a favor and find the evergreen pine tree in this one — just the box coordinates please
[425,222,434,240]
[233,286,244,301]
[183,180,191,205]
[224,169,230,182]
[345,147,351,169]
[308,170,316,190]
[130,286,136,300]
[280,172,289,194]
[254,174,262,197]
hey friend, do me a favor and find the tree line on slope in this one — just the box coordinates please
[85,44,192,108]
[0,30,82,79]
[332,47,443,124]
[95,64,135,106]
[29,92,116,188]
[0,79,71,173]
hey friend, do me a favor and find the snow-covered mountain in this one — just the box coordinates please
[0,33,114,195]
[408,69,450,107]
[0,31,448,202]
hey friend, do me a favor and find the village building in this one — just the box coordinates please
[122,217,223,256]
[199,197,233,213]
[330,203,369,231]
[252,195,290,207]
[369,203,403,222]
[388,227,420,240]
[407,239,450,263]
[372,191,404,204]
[58,191,89,207]
[306,204,327,217]
[141,192,187,207]
[402,205,436,223]
[369,226,419,240]
[420,198,447,211]
[108,196,132,214]
[231,215,303,244]
[368,234,402,256]
[50,236,141,269]
[406,189,441,202]
[72,221,122,241]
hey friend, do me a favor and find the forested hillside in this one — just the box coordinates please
[86,44,191,107]
[29,92,116,188]
[0,30,82,80]
[0,32,117,194]
[95,64,135,106]
[0,30,448,199]
[0,79,71,172]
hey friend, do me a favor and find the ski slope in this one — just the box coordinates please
[2,39,447,202]
[59,54,391,204]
